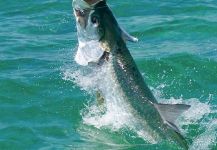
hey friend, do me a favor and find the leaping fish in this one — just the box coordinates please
[72,0,190,149]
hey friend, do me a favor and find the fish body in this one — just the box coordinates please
[72,0,190,149]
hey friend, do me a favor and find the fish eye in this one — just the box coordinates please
[91,16,99,26]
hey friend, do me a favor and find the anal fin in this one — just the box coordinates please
[154,103,190,149]
[155,103,190,128]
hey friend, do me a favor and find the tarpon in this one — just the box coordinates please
[72,0,191,149]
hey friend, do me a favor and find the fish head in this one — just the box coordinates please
[87,0,123,52]
[73,0,122,47]
[73,0,124,65]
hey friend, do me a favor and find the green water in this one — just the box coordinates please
[1,0,217,149]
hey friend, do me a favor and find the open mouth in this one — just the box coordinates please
[74,9,85,17]
[74,9,90,18]
[74,9,90,28]
[74,9,88,28]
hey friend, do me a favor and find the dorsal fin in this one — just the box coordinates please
[155,103,190,129]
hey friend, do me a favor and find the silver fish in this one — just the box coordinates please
[72,0,190,149]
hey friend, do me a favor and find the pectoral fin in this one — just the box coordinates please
[120,27,138,43]
[155,103,190,132]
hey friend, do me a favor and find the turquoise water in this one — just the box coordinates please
[1,0,217,149]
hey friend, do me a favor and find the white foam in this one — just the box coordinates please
[190,120,217,150]
[181,99,211,124]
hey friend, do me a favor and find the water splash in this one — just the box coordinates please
[64,62,159,143]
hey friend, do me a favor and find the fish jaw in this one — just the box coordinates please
[74,10,88,29]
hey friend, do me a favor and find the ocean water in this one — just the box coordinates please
[1,0,217,150]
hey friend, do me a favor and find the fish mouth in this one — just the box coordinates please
[73,0,111,65]
[74,9,90,28]
[74,9,85,17]
[72,0,95,28]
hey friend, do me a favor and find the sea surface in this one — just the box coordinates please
[0,0,217,150]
